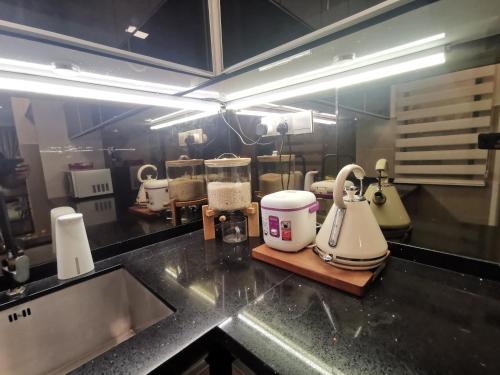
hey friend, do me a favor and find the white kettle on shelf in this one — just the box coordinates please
[136,164,158,206]
[314,164,389,270]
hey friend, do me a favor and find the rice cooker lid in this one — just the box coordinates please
[261,190,317,210]
[144,179,169,189]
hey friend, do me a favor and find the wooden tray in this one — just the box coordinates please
[252,244,387,297]
[128,205,164,219]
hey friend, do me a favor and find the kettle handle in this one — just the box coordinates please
[334,164,366,209]
[137,164,158,183]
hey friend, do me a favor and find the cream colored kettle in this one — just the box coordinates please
[364,159,411,230]
[314,164,389,270]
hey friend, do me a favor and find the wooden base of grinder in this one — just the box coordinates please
[252,244,388,297]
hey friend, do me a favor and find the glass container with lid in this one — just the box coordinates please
[165,156,206,201]
[257,152,302,195]
[205,154,252,212]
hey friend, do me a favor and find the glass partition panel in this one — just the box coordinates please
[221,0,394,68]
[0,0,212,70]
[0,95,204,269]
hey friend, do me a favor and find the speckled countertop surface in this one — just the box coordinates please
[1,230,500,374]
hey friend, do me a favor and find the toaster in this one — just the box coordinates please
[66,169,114,199]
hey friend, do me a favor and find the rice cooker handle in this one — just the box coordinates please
[333,164,366,209]
[309,201,320,213]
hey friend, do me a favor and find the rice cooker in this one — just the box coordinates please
[261,190,319,252]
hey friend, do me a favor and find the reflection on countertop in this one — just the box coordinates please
[393,217,500,263]
[36,230,498,374]
[393,185,500,264]
[19,193,201,267]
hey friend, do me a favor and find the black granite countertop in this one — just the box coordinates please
[1,230,499,374]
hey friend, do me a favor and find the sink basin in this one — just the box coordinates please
[0,268,173,375]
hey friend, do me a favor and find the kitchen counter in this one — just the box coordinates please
[393,217,500,264]
[1,230,499,374]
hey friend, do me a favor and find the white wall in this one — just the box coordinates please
[16,98,105,199]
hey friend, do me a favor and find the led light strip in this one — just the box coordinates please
[258,50,312,72]
[0,57,219,99]
[146,109,192,124]
[227,50,445,110]
[225,33,445,101]
[236,108,336,125]
[0,71,221,111]
[150,110,221,130]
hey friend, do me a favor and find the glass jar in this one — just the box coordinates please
[165,158,206,201]
[221,214,248,244]
[257,153,302,195]
[205,154,252,212]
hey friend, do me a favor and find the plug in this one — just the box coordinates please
[277,121,288,135]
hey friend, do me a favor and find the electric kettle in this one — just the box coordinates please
[314,164,389,270]
[364,159,411,230]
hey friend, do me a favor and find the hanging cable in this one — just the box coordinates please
[278,135,285,190]
[286,135,292,190]
[220,111,274,146]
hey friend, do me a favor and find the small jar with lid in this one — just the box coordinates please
[257,152,301,195]
[165,157,206,201]
[205,154,252,212]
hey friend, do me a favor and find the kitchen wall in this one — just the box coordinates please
[355,64,500,226]
[12,97,106,199]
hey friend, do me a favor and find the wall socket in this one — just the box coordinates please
[178,129,206,146]
[260,111,314,137]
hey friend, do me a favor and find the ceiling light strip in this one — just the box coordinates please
[227,50,445,110]
[0,71,221,111]
[0,57,219,98]
[225,33,445,101]
[150,110,220,130]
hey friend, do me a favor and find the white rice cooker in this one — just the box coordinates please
[261,190,319,252]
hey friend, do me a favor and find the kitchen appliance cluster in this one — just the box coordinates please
[193,151,411,271]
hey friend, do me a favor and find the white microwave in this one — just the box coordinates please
[66,169,114,198]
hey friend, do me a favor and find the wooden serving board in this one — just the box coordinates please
[128,205,164,219]
[252,244,387,297]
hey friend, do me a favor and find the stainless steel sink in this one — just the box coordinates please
[0,268,173,375]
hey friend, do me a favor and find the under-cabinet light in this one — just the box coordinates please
[150,110,220,130]
[236,109,292,117]
[146,109,192,124]
[313,118,336,125]
[226,33,445,102]
[133,30,149,39]
[0,57,219,99]
[258,50,312,72]
[236,106,336,125]
[125,25,137,33]
[227,50,445,110]
[0,71,221,111]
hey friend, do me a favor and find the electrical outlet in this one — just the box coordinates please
[260,111,313,137]
[178,129,206,146]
